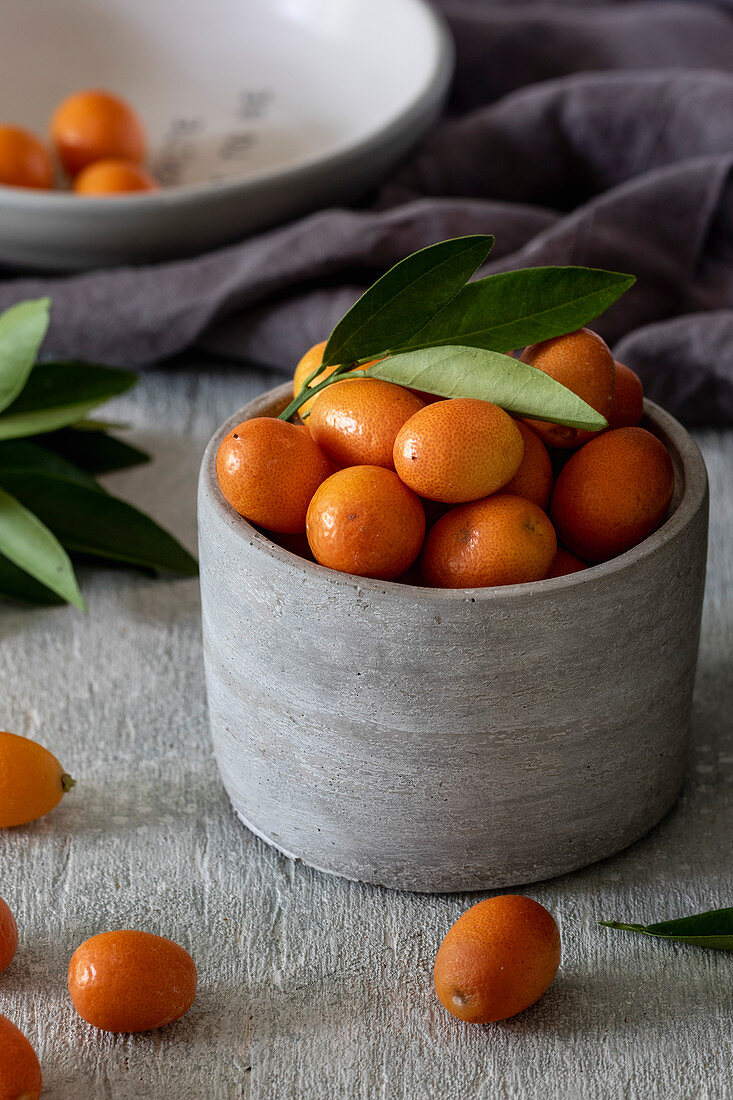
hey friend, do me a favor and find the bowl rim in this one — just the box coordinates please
[0,0,453,212]
[200,382,709,602]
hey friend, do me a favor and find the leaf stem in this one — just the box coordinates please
[302,363,327,389]
[277,363,362,422]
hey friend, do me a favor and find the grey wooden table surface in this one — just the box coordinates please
[0,362,731,1100]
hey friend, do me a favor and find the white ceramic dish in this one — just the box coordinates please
[0,0,452,270]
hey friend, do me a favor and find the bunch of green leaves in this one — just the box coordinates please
[279,235,635,424]
[0,298,196,609]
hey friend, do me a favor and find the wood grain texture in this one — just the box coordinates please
[0,361,730,1098]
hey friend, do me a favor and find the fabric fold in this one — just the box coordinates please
[0,0,731,425]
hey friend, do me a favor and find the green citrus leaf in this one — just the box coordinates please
[599,908,733,951]
[0,469,197,576]
[0,440,103,491]
[0,361,137,440]
[71,418,130,431]
[0,549,66,605]
[0,299,50,414]
[367,346,608,430]
[321,235,495,367]
[0,485,84,609]
[395,267,636,354]
[31,428,150,475]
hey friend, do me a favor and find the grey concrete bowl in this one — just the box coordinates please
[198,384,708,893]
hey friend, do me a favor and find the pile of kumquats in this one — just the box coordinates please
[216,322,674,587]
[0,726,562,1098]
[0,730,197,1097]
[0,238,677,1095]
[0,89,156,195]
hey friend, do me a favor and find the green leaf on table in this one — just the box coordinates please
[321,235,495,367]
[0,361,137,440]
[0,440,103,491]
[599,908,733,950]
[394,267,636,354]
[0,469,197,576]
[0,549,66,605]
[0,486,84,609]
[0,298,50,413]
[367,346,608,430]
[72,418,130,432]
[33,427,150,474]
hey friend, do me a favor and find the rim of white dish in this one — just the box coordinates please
[201,382,709,602]
[0,0,454,212]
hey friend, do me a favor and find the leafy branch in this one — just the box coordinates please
[0,298,196,608]
[600,907,733,951]
[281,236,635,426]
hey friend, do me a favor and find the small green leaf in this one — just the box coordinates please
[367,346,608,430]
[0,469,197,576]
[599,907,733,951]
[321,235,495,367]
[0,486,84,609]
[32,428,150,474]
[0,299,50,413]
[0,361,137,440]
[395,267,636,354]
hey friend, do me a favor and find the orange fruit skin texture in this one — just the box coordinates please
[0,1013,42,1100]
[394,399,525,504]
[0,125,53,190]
[309,379,425,470]
[292,342,372,418]
[503,421,553,509]
[73,158,157,195]
[306,466,425,581]
[434,895,561,1024]
[0,731,70,828]
[545,547,587,578]
[551,426,675,563]
[216,417,331,534]
[522,327,615,449]
[50,89,146,177]
[421,494,557,589]
[0,899,18,974]
[67,931,197,1034]
[609,361,644,428]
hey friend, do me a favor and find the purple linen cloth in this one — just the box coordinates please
[1,0,732,424]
